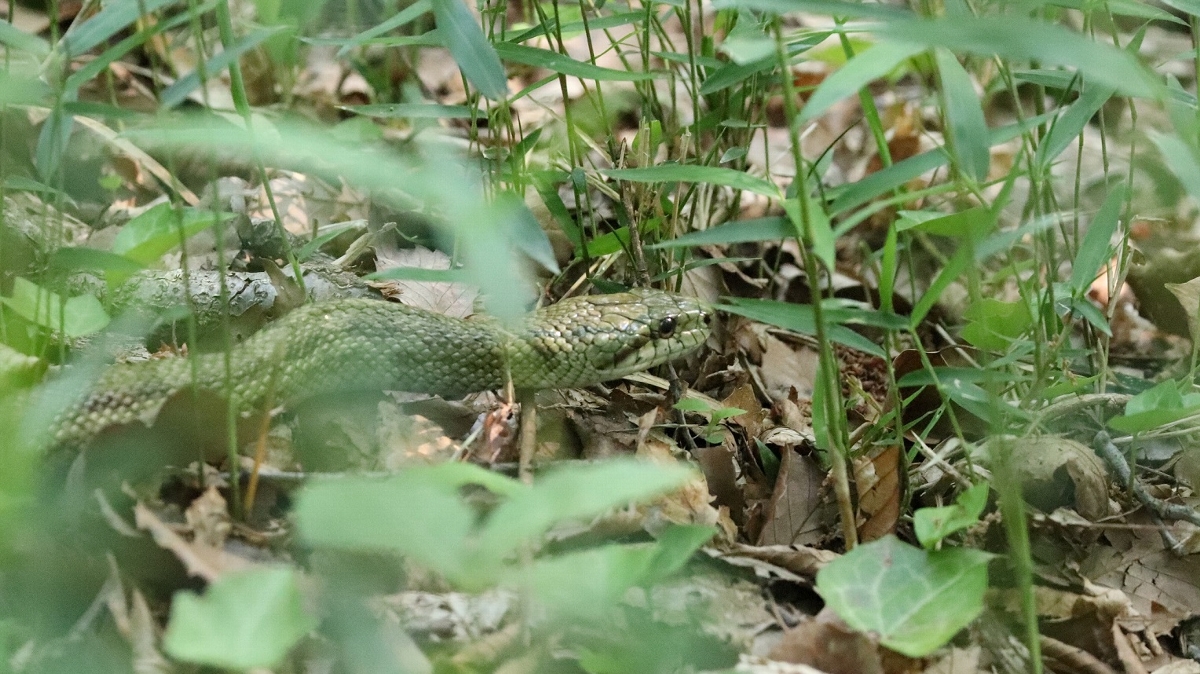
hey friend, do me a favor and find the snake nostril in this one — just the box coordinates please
[702,312,712,326]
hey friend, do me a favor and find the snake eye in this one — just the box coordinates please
[656,316,677,338]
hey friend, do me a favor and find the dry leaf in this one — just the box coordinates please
[374,246,477,318]
[1167,277,1200,341]
[758,447,828,547]
[854,444,902,542]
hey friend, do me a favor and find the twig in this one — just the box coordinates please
[1092,431,1200,553]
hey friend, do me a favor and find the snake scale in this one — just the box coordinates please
[50,289,712,447]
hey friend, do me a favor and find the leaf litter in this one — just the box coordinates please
[8,1,1200,673]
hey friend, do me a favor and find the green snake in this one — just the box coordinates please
[49,289,712,447]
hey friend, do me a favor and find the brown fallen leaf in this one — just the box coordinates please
[854,444,902,542]
[1166,276,1200,341]
[758,446,829,547]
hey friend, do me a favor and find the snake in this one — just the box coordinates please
[48,289,712,447]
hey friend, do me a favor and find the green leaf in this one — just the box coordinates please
[59,0,182,58]
[710,0,911,20]
[1036,83,1117,170]
[910,244,972,328]
[976,212,1058,261]
[496,190,561,274]
[48,247,146,276]
[0,20,49,57]
[1058,294,1112,336]
[295,463,521,588]
[110,204,234,268]
[478,460,696,560]
[1069,185,1125,295]
[512,525,713,618]
[878,16,1158,99]
[0,70,49,106]
[960,298,1032,350]
[902,206,994,241]
[641,524,718,583]
[342,103,486,119]
[602,164,782,199]
[1047,0,1184,24]
[781,199,835,270]
[333,0,432,56]
[812,353,833,451]
[717,298,886,357]
[817,535,991,657]
[0,277,110,339]
[35,107,72,186]
[1011,68,1085,92]
[1152,131,1200,214]
[1159,0,1200,17]
[163,567,316,669]
[160,26,289,108]
[495,42,662,81]
[296,220,367,261]
[515,545,660,618]
[650,216,790,248]
[432,0,508,100]
[701,33,828,94]
[935,49,989,182]
[801,42,924,124]
[880,224,898,314]
[913,483,989,549]
[1109,380,1200,433]
[940,377,1013,426]
[821,300,909,330]
[64,0,217,95]
[364,267,472,283]
[509,11,647,45]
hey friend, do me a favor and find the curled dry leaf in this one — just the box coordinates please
[1166,276,1200,341]
[978,436,1110,521]
[854,445,902,543]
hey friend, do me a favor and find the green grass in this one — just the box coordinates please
[1,0,1197,670]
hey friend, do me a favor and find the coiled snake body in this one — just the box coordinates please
[51,289,712,446]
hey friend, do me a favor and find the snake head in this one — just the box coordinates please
[524,289,712,388]
[603,289,712,375]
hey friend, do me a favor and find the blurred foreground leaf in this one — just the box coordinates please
[0,277,110,339]
[164,567,316,669]
[296,460,698,594]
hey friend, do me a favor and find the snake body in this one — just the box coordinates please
[51,289,711,446]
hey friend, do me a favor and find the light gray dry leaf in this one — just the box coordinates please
[379,590,514,641]
[1082,511,1200,634]
[134,502,251,582]
[923,646,986,674]
[374,245,477,318]
[638,571,777,651]
[185,486,231,549]
[758,332,819,402]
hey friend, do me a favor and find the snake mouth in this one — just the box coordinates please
[606,317,710,376]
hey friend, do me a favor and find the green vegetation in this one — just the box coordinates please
[3,0,1200,671]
